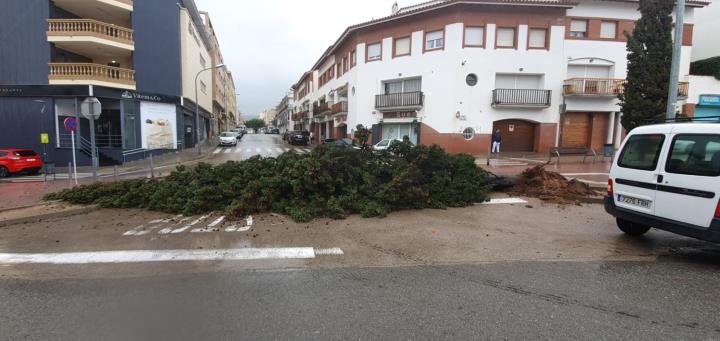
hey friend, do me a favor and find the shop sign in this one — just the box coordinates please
[40,133,49,144]
[383,111,417,119]
[699,95,720,107]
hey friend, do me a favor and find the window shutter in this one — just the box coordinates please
[395,37,411,55]
[528,29,547,48]
[464,27,484,46]
[600,21,617,38]
[570,20,587,32]
[367,43,381,60]
[496,28,515,47]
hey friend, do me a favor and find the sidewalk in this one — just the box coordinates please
[0,140,217,210]
[477,153,611,188]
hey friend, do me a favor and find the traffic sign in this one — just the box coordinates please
[81,97,102,119]
[63,117,78,132]
[40,133,49,144]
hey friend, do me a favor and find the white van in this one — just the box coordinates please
[605,123,720,242]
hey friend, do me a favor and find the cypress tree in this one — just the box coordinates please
[618,0,674,131]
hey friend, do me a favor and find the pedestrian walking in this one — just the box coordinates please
[491,129,502,154]
[309,131,314,144]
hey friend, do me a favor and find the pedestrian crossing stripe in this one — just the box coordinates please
[211,147,313,156]
[126,215,252,236]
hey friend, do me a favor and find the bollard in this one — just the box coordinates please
[68,162,72,186]
[149,154,155,178]
[113,165,119,182]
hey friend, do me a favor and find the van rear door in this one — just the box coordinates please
[613,132,669,215]
[654,125,720,227]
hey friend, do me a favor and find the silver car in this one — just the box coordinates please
[218,132,238,147]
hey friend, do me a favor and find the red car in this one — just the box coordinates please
[0,149,43,177]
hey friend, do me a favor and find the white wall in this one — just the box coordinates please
[688,75,720,104]
[180,9,213,113]
[692,0,720,61]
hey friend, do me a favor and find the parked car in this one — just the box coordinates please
[324,138,360,150]
[0,149,43,177]
[218,132,239,147]
[269,128,280,134]
[230,128,244,140]
[605,122,720,243]
[373,139,404,151]
[288,131,310,145]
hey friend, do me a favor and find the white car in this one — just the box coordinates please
[218,132,238,147]
[605,122,720,242]
[373,139,404,150]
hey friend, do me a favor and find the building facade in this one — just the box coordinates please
[0,0,230,166]
[274,90,295,134]
[290,0,706,153]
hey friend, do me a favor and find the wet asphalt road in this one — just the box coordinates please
[2,260,720,340]
[207,133,311,163]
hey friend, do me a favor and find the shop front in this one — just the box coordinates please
[0,85,182,166]
[695,94,720,120]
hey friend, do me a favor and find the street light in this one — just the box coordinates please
[195,63,225,155]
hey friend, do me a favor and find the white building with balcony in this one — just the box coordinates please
[291,0,707,154]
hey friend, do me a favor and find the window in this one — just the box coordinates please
[600,21,618,39]
[495,74,542,89]
[618,134,666,171]
[337,63,342,77]
[367,42,382,61]
[200,81,207,94]
[570,19,588,38]
[200,54,206,68]
[496,27,516,48]
[350,50,357,66]
[466,74,478,86]
[463,128,475,140]
[528,28,548,49]
[464,26,485,47]
[343,56,349,72]
[425,30,444,50]
[666,134,720,177]
[384,78,421,94]
[394,36,411,57]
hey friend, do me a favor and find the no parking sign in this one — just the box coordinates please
[63,117,78,132]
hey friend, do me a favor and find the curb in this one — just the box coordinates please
[571,195,605,204]
[0,204,99,227]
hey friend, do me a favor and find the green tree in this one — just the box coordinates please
[618,0,673,131]
[245,118,266,130]
[354,124,371,147]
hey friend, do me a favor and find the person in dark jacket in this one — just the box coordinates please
[491,129,502,154]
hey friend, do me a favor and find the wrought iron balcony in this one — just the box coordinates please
[375,91,424,111]
[492,89,551,107]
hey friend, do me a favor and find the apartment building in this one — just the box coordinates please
[274,90,295,134]
[0,0,227,166]
[291,0,707,154]
[200,11,237,133]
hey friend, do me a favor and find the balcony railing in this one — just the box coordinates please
[375,91,424,110]
[313,103,330,115]
[563,78,625,96]
[48,19,134,44]
[332,101,348,114]
[678,82,689,98]
[49,63,135,87]
[292,111,308,121]
[492,89,551,107]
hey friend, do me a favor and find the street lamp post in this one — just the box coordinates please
[195,63,225,155]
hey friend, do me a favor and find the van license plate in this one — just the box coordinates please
[617,194,651,209]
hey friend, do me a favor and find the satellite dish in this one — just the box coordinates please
[392,2,399,15]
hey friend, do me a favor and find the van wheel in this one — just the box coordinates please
[0,166,8,178]
[617,218,651,236]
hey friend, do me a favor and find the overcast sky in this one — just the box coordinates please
[195,0,414,119]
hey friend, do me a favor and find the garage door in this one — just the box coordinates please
[561,112,590,147]
[492,120,536,152]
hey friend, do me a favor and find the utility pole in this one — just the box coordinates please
[666,0,685,120]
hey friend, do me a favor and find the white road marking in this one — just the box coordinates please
[255,148,262,153]
[283,148,291,152]
[224,149,232,154]
[314,248,344,256]
[0,248,318,264]
[234,147,242,153]
[158,217,190,234]
[191,216,225,233]
[135,216,180,236]
[561,173,610,176]
[225,215,252,232]
[122,225,145,236]
[170,215,209,234]
[246,148,252,153]
[276,148,284,153]
[481,198,528,205]
[213,148,222,154]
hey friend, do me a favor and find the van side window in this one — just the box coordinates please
[666,134,720,177]
[618,134,665,171]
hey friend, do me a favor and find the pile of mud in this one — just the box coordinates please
[512,165,598,204]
